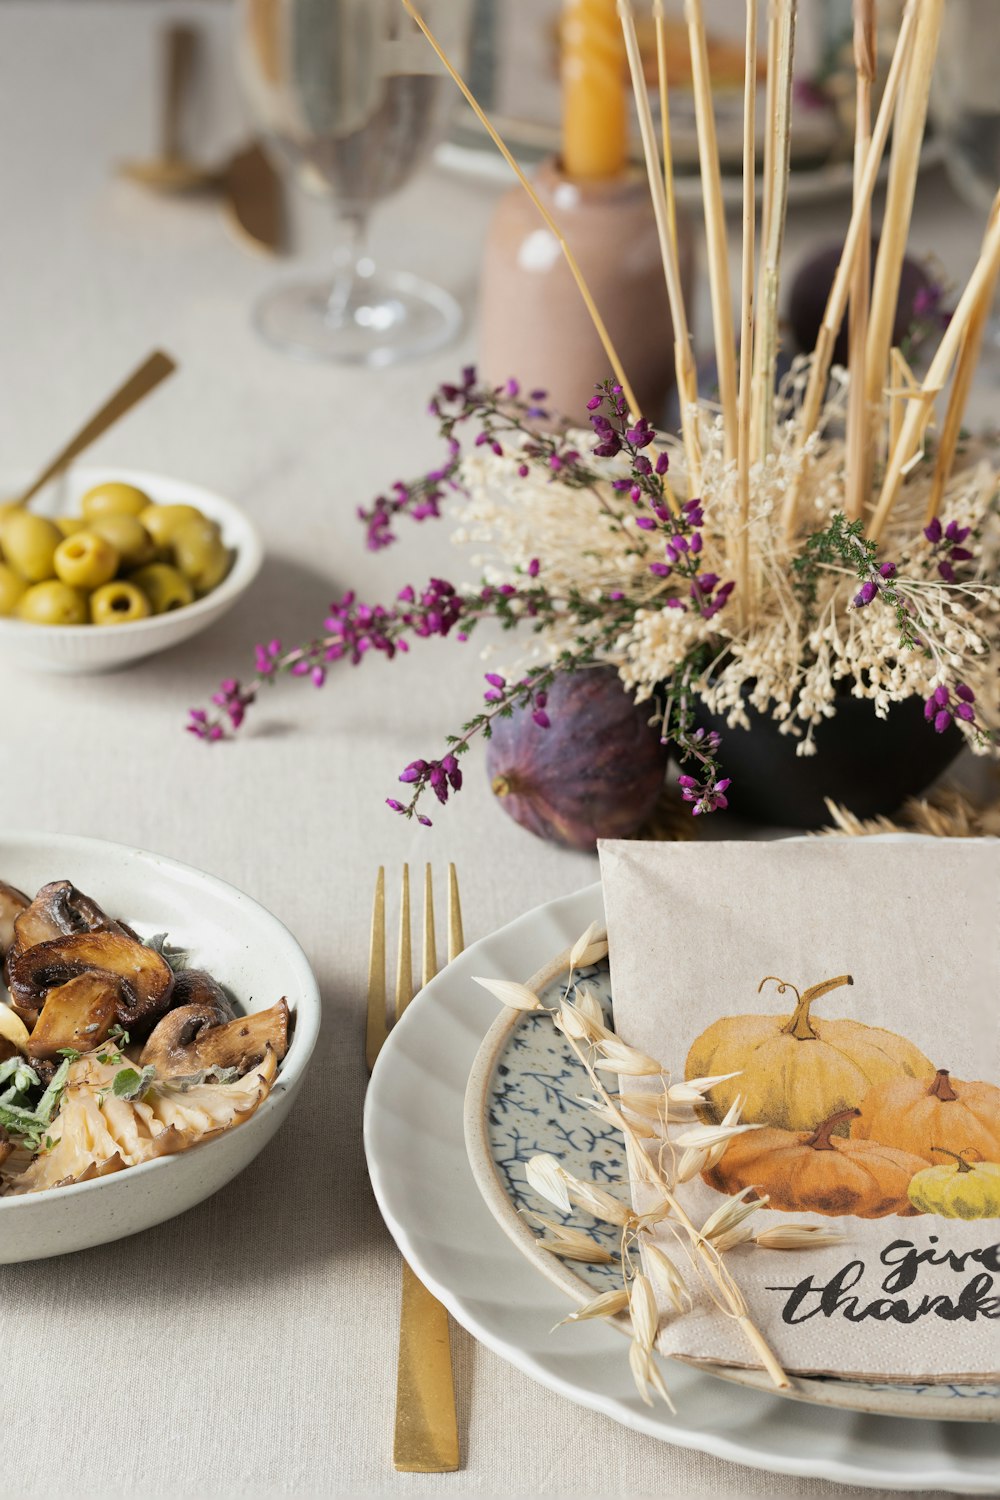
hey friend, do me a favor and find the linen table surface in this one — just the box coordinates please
[0,4,988,1495]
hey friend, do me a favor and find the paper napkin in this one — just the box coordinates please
[598,838,1000,1382]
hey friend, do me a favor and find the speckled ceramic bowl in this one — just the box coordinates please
[0,832,320,1261]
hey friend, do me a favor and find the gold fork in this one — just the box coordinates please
[367,863,463,1473]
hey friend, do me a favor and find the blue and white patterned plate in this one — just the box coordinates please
[465,948,1000,1424]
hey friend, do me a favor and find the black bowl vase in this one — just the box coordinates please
[692,692,964,829]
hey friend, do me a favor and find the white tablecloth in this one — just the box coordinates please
[0,5,987,1495]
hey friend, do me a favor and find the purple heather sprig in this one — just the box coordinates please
[587,383,737,619]
[923,516,973,583]
[923,680,983,737]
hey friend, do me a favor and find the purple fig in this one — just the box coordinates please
[485,667,668,851]
[788,239,934,365]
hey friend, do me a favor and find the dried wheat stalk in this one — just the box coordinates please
[844,0,876,522]
[399,0,641,417]
[782,0,920,538]
[736,0,758,623]
[619,0,702,492]
[683,0,738,462]
[751,0,796,465]
[863,0,945,469]
[926,196,1000,522]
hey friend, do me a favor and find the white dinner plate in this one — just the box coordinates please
[364,863,1000,1493]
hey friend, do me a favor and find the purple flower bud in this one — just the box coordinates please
[879,562,897,579]
[633,455,652,475]
[527,557,540,577]
[955,683,975,703]
[649,562,671,576]
[532,709,551,729]
[934,709,953,734]
[955,702,975,722]
[607,590,624,601]
[933,684,950,707]
[853,580,878,607]
[924,518,943,544]
[924,696,936,722]
[586,394,602,410]
[417,814,433,827]
[949,546,973,562]
[517,462,530,478]
[945,521,970,543]
[385,798,405,813]
[485,672,506,689]
[938,560,956,583]
[635,516,656,530]
[655,452,669,475]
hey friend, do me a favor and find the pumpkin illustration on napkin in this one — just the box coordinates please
[685,973,934,1132]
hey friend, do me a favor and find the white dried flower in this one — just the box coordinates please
[473,976,543,1011]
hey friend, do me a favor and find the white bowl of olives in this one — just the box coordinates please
[0,467,263,673]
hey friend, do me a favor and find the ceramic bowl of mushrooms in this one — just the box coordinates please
[0,831,321,1262]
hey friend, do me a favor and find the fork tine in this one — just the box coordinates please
[365,866,387,1073]
[422,864,438,988]
[395,864,413,1024]
[447,862,464,963]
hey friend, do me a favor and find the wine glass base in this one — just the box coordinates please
[252,268,463,366]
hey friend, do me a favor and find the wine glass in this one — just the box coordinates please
[237,0,471,365]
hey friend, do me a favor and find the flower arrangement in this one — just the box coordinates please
[189,0,998,834]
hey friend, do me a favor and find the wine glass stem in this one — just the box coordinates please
[327,210,373,324]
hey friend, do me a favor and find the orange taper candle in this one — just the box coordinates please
[561,0,628,180]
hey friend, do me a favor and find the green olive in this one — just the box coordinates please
[55,516,90,537]
[0,501,23,547]
[0,563,28,617]
[89,580,151,625]
[80,482,151,520]
[128,562,194,614]
[139,503,203,549]
[88,514,154,568]
[170,516,231,595]
[1,512,62,582]
[15,580,89,626]
[53,530,119,590]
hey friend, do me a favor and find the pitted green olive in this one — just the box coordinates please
[89,580,151,625]
[170,516,231,595]
[53,531,119,590]
[128,562,194,614]
[0,564,27,616]
[88,513,154,568]
[80,482,151,520]
[139,504,203,549]
[15,580,89,625]
[1,512,62,582]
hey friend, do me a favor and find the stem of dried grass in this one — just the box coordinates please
[782,0,919,539]
[736,0,758,625]
[399,0,642,419]
[619,0,702,494]
[870,208,1000,538]
[863,0,944,468]
[750,0,796,465]
[684,0,738,463]
[926,194,1000,521]
[844,0,875,522]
